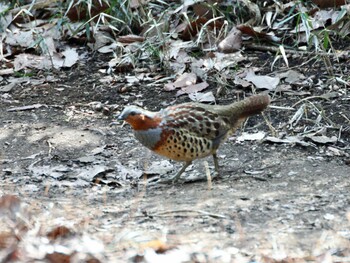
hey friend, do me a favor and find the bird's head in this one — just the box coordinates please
[117,105,160,130]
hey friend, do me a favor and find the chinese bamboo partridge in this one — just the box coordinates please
[118,94,270,182]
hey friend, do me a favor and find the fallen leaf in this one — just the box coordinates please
[245,70,280,90]
[218,27,242,53]
[47,226,73,240]
[278,70,305,84]
[164,73,197,91]
[264,136,311,147]
[176,82,209,96]
[61,48,79,67]
[14,53,51,70]
[237,131,266,142]
[0,195,21,215]
[312,0,346,9]
[5,30,35,48]
[237,24,280,42]
[305,135,337,144]
[327,146,346,156]
[0,68,14,75]
[144,160,173,175]
[233,76,252,88]
[188,91,215,102]
[203,52,246,71]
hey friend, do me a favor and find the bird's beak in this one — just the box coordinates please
[110,120,120,126]
[110,114,125,126]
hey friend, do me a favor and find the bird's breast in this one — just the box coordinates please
[134,127,163,150]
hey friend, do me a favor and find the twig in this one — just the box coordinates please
[7,104,46,112]
[245,43,349,57]
[269,105,295,110]
[291,95,330,108]
[152,209,227,219]
[262,111,277,137]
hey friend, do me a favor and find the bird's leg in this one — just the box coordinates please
[172,161,192,182]
[212,153,220,177]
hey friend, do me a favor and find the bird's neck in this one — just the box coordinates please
[127,114,161,131]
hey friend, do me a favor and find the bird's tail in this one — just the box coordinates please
[232,94,270,119]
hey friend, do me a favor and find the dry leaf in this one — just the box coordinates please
[218,27,242,53]
[237,24,280,42]
[47,226,73,240]
[278,70,305,84]
[176,82,209,96]
[164,73,197,91]
[61,48,79,67]
[237,131,266,142]
[305,135,337,144]
[244,70,280,90]
[0,195,21,215]
[311,0,346,8]
[188,91,215,102]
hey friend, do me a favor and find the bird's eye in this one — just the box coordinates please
[129,111,137,116]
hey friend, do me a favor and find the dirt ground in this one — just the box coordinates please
[1,51,350,262]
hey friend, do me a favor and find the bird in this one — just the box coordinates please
[118,94,270,182]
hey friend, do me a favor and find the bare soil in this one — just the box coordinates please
[1,51,350,262]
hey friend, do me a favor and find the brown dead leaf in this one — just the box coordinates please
[192,3,214,19]
[45,252,71,263]
[311,0,346,8]
[179,17,224,41]
[117,35,145,44]
[1,248,21,262]
[179,17,208,41]
[237,24,280,42]
[0,195,21,215]
[47,226,73,241]
[0,232,19,249]
[218,27,242,53]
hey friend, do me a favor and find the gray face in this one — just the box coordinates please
[117,106,144,121]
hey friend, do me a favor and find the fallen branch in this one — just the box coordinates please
[151,209,227,219]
